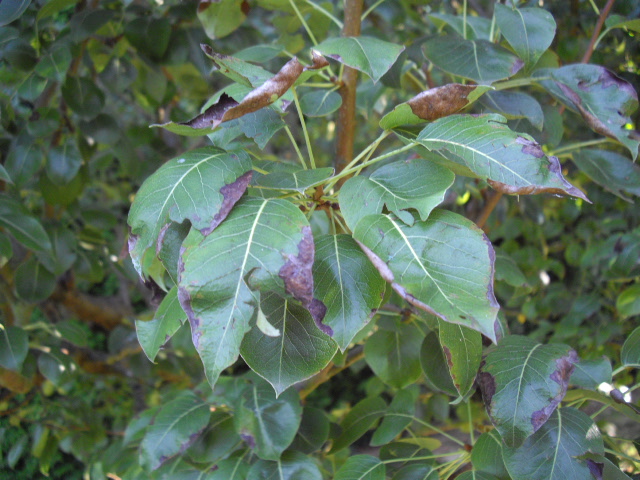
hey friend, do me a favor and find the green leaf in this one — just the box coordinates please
[470,430,509,480]
[37,350,74,386]
[353,210,500,341]
[621,326,640,367]
[494,5,556,68]
[54,320,88,348]
[0,0,31,27]
[204,452,251,479]
[135,287,186,362]
[0,326,28,372]
[537,65,640,159]
[334,455,385,480]
[235,44,285,63]
[429,13,492,40]
[61,76,105,118]
[415,114,588,200]
[331,396,387,452]
[299,89,342,117]
[5,139,43,187]
[46,139,82,186]
[290,406,330,453]
[502,407,604,480]
[420,332,457,396]
[179,197,325,388]
[35,44,72,81]
[380,84,491,130]
[315,36,405,83]
[572,149,640,202]
[391,464,439,480]
[339,158,454,230]
[140,392,211,471]
[198,0,247,40]
[313,234,385,351]
[570,357,612,390]
[14,257,56,303]
[247,451,322,480]
[36,224,77,275]
[233,379,302,460]
[605,14,640,33]
[254,167,334,193]
[422,36,523,84]
[494,250,528,288]
[124,17,170,60]
[371,388,418,447]
[127,147,252,274]
[364,319,424,389]
[187,411,240,463]
[239,108,287,149]
[0,233,13,267]
[0,196,51,253]
[438,319,482,398]
[380,442,437,472]
[480,90,544,130]
[36,0,77,22]
[240,292,337,396]
[456,472,500,480]
[0,164,12,184]
[478,335,578,448]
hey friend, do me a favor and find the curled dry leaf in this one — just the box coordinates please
[153,47,328,135]
[379,83,492,130]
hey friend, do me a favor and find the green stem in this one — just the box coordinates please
[492,76,545,91]
[361,0,386,21]
[489,8,497,42]
[462,0,468,40]
[284,125,308,169]
[289,0,318,45]
[292,87,317,169]
[467,401,474,444]
[302,0,343,28]
[605,448,640,465]
[590,404,610,419]
[389,413,466,447]
[547,138,611,156]
[382,452,466,464]
[299,82,337,88]
[612,365,629,376]
[331,141,418,184]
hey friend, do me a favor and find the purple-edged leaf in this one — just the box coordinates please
[537,65,640,159]
[315,36,405,83]
[353,210,500,342]
[127,147,252,275]
[140,391,210,471]
[572,149,640,202]
[178,197,326,389]
[339,158,454,231]
[313,234,385,351]
[233,379,302,461]
[415,114,588,200]
[135,287,186,362]
[422,36,523,84]
[502,408,604,480]
[241,292,337,396]
[478,335,578,447]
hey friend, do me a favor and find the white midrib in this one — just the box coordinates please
[333,235,347,341]
[387,216,453,306]
[549,409,562,478]
[511,343,542,444]
[213,199,267,368]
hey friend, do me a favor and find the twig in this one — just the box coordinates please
[476,191,503,229]
[581,0,617,63]
[299,346,365,399]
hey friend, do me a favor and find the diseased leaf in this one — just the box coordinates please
[438,319,482,398]
[415,114,588,200]
[420,332,457,396]
[480,90,544,130]
[621,326,640,367]
[364,319,424,389]
[315,36,405,83]
[572,149,640,201]
[478,335,578,448]
[570,357,612,390]
[331,396,387,452]
[135,288,186,362]
[334,455,385,480]
[0,164,13,184]
[502,408,604,480]
[241,292,337,396]
[537,65,640,159]
[300,89,342,117]
[354,210,500,341]
[154,48,328,135]
[371,388,418,447]
[233,379,302,460]
[127,147,252,274]
[339,158,454,231]
[197,0,247,40]
[470,430,509,480]
[140,392,211,471]
[380,84,491,130]
[313,234,385,351]
[494,5,556,68]
[422,36,523,84]
[0,326,28,372]
[178,197,326,388]
[254,167,334,193]
[248,451,323,480]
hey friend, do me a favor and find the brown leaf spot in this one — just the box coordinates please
[442,344,454,369]
[240,432,256,449]
[511,58,524,75]
[407,84,478,121]
[586,459,604,480]
[200,170,253,236]
[515,136,545,158]
[128,230,139,257]
[279,226,329,332]
[530,349,578,431]
[143,277,165,307]
[183,93,239,130]
[197,0,216,13]
[177,249,202,346]
[156,223,172,256]
[478,370,496,412]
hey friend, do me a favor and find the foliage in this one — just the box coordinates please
[1,0,639,479]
